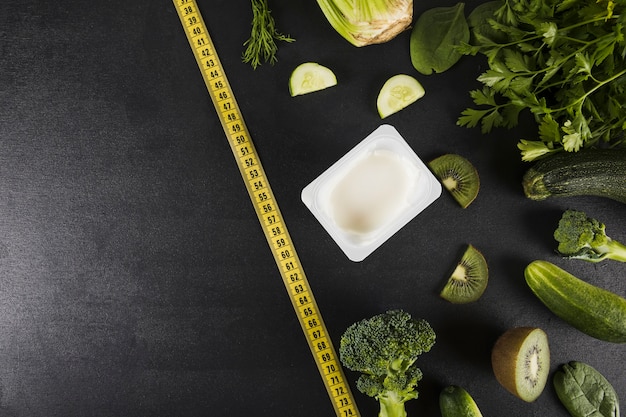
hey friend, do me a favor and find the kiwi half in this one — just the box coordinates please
[440,244,488,303]
[428,154,480,208]
[491,327,550,402]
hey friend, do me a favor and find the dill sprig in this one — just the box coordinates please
[242,0,294,69]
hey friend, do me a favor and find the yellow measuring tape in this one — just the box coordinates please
[173,2,360,416]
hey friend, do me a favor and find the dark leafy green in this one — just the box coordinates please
[457,0,626,161]
[467,1,507,45]
[410,3,469,75]
[553,361,620,417]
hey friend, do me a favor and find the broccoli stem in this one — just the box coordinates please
[378,391,409,417]
[604,239,626,262]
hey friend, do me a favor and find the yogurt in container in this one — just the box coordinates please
[301,124,442,261]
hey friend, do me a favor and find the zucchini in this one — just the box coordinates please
[522,149,626,204]
[440,385,484,417]
[524,260,626,343]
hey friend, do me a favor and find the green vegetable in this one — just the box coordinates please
[522,149,626,204]
[339,309,436,417]
[466,1,506,46]
[288,62,337,96]
[554,361,620,417]
[242,0,294,69]
[554,209,626,263]
[376,74,425,118]
[315,0,413,47]
[410,3,469,75]
[524,260,626,343]
[439,385,484,417]
[457,0,626,161]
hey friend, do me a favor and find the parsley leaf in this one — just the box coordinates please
[461,0,626,160]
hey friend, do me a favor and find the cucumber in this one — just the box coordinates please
[524,260,626,343]
[439,385,484,417]
[522,149,626,204]
[376,74,425,118]
[288,62,337,96]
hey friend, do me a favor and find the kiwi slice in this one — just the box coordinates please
[491,327,550,402]
[440,244,488,303]
[428,154,480,208]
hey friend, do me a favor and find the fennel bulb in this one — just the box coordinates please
[316,0,413,47]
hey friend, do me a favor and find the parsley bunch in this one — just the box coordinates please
[458,0,626,161]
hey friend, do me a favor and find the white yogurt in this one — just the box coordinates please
[302,125,442,261]
[330,149,417,236]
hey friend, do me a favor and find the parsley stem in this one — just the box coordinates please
[550,68,626,113]
[480,14,616,53]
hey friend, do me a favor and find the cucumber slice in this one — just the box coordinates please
[289,62,337,96]
[377,74,425,118]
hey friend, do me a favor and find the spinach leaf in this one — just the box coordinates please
[553,361,620,417]
[410,3,469,75]
[467,1,506,46]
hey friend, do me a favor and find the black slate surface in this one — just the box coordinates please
[1,1,624,416]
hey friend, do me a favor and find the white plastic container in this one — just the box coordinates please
[301,124,442,262]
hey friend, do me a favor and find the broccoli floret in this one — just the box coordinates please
[339,309,436,417]
[554,209,626,263]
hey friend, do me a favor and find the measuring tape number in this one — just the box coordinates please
[172,2,360,416]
